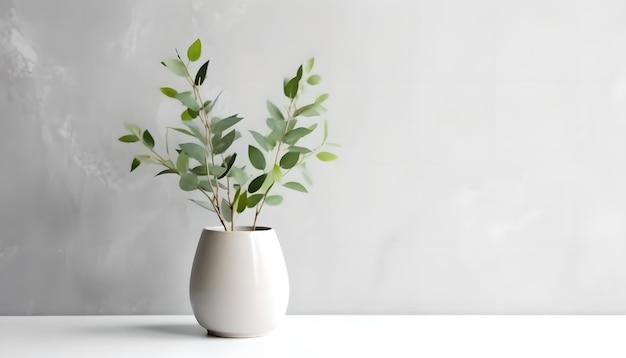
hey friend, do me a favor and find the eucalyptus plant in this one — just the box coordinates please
[118,39,337,231]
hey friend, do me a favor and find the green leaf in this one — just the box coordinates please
[283,127,313,145]
[303,57,315,73]
[323,120,329,142]
[221,198,232,223]
[228,166,249,186]
[272,164,283,182]
[189,199,215,212]
[176,152,189,173]
[179,173,199,191]
[294,103,320,117]
[236,191,248,213]
[248,174,267,193]
[190,165,207,176]
[212,115,242,133]
[283,65,303,99]
[265,195,283,206]
[249,130,270,151]
[179,142,206,164]
[198,180,212,191]
[212,130,236,155]
[124,123,141,137]
[183,122,207,144]
[187,39,201,62]
[176,92,201,112]
[316,93,329,105]
[266,117,287,134]
[135,155,157,164]
[142,130,155,148]
[160,87,178,98]
[180,109,195,121]
[280,151,300,169]
[289,146,311,154]
[248,145,266,170]
[163,159,175,170]
[118,134,139,143]
[246,194,264,208]
[130,157,141,172]
[194,59,210,86]
[169,127,195,137]
[316,152,338,161]
[284,181,307,193]
[267,100,285,121]
[307,74,321,85]
[208,165,227,177]
[161,58,187,77]
[217,154,236,180]
[156,169,177,176]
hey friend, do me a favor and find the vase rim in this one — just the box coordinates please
[203,226,273,232]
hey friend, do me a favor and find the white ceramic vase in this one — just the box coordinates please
[189,226,289,338]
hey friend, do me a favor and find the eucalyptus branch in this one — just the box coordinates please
[119,39,336,231]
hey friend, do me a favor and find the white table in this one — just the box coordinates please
[0,315,624,357]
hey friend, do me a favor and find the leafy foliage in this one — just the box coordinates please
[118,40,337,230]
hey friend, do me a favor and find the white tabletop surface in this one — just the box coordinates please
[0,315,624,358]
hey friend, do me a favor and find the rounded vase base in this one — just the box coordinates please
[207,329,273,338]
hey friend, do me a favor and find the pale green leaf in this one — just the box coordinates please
[212,115,242,133]
[265,195,283,206]
[303,57,315,73]
[267,100,285,121]
[283,127,313,145]
[179,142,206,164]
[316,152,338,162]
[161,58,187,77]
[283,181,307,193]
[124,123,141,137]
[272,164,283,182]
[176,152,189,173]
[221,198,232,223]
[176,92,201,112]
[307,74,321,85]
[190,165,207,176]
[189,199,215,212]
[212,130,237,155]
[250,130,270,151]
[179,173,199,191]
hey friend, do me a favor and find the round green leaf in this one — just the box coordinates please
[176,152,189,174]
[248,145,266,170]
[265,195,283,206]
[160,87,178,98]
[307,75,321,85]
[280,151,300,169]
[118,134,139,143]
[303,57,315,73]
[187,39,201,62]
[316,152,338,162]
[179,173,199,191]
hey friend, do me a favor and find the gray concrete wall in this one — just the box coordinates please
[2,0,626,314]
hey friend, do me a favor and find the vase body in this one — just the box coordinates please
[189,226,289,338]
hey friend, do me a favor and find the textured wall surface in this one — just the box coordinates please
[2,0,626,314]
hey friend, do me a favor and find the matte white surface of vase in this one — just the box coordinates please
[189,226,289,338]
